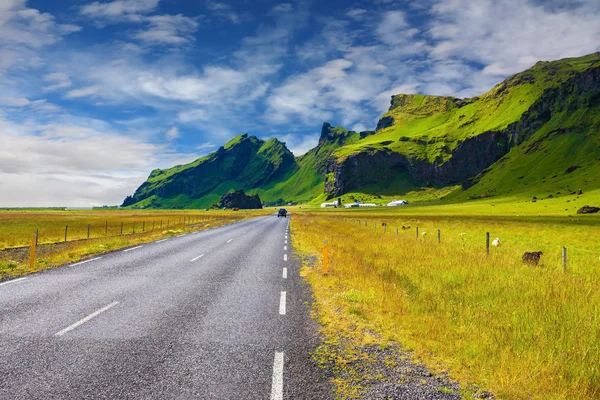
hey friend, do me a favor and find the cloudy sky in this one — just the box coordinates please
[1,0,599,206]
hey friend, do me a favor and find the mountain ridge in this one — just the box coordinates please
[123,52,600,208]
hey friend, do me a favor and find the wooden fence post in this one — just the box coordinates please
[562,247,567,273]
[323,240,329,275]
[384,223,387,234]
[29,233,36,269]
[486,232,490,256]
[416,226,419,239]
[133,222,136,234]
[120,222,123,235]
[143,221,145,232]
[35,228,39,246]
[87,224,90,239]
[396,227,399,235]
[438,229,441,243]
[105,221,108,237]
[64,225,68,242]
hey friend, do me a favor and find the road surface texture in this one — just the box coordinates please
[0,215,331,399]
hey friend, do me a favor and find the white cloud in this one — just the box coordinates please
[43,72,72,92]
[0,0,80,75]
[346,8,367,19]
[270,3,293,15]
[0,96,62,113]
[428,0,600,77]
[178,109,209,122]
[80,0,160,20]
[205,1,243,24]
[0,114,200,207]
[165,126,179,140]
[80,0,198,46]
[65,85,100,99]
[0,97,31,107]
[376,10,426,53]
[266,41,417,128]
[195,142,215,150]
[0,119,155,206]
[136,68,246,102]
[131,14,198,44]
[0,0,81,48]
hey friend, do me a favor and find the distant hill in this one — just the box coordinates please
[123,122,373,208]
[123,52,600,208]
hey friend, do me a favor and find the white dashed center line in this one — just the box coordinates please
[156,239,168,243]
[282,268,287,279]
[123,246,143,252]
[270,351,284,400]
[0,277,27,287]
[70,257,102,267]
[190,254,205,262]
[284,246,287,251]
[279,291,286,315]
[226,239,233,243]
[283,254,287,261]
[55,301,119,337]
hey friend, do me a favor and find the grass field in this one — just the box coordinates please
[290,198,600,399]
[0,209,268,279]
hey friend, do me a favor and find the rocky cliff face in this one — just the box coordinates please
[324,64,600,198]
[217,189,262,209]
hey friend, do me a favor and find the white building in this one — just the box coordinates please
[321,199,341,208]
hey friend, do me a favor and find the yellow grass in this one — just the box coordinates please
[292,212,600,399]
[0,209,268,278]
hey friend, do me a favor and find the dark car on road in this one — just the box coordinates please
[277,208,287,218]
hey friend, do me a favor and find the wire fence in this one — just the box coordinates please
[1,214,240,250]
[337,216,600,275]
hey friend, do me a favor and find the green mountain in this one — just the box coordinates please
[123,124,371,208]
[123,134,298,209]
[124,52,600,208]
[324,52,600,201]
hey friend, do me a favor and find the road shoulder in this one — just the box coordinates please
[294,251,467,400]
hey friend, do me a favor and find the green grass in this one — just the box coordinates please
[0,209,267,279]
[292,201,600,399]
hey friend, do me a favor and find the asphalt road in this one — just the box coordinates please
[0,215,330,399]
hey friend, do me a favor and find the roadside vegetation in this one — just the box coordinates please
[291,203,600,399]
[0,209,268,279]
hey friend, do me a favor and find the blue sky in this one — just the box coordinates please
[1,0,599,206]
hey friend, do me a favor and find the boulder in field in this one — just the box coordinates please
[577,205,600,214]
